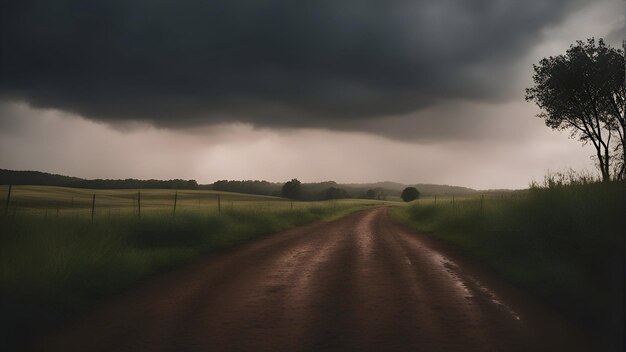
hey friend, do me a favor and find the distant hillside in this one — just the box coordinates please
[208,180,477,199]
[410,183,477,196]
[0,169,198,189]
[0,169,478,197]
[0,169,84,186]
[341,182,476,197]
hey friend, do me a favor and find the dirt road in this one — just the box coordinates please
[35,207,593,351]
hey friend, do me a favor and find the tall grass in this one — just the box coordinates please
[392,180,624,348]
[0,201,372,348]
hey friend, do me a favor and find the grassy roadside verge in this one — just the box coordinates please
[390,181,624,349]
[0,201,374,349]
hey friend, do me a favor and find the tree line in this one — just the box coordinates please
[0,169,199,189]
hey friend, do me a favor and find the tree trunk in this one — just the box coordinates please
[595,147,610,182]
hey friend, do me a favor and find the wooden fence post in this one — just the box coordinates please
[217,194,221,214]
[480,194,484,214]
[137,191,141,218]
[173,191,178,217]
[91,194,96,222]
[4,184,12,216]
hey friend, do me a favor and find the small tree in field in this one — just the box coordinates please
[322,187,350,200]
[365,188,386,200]
[281,179,302,200]
[525,38,625,181]
[401,187,420,202]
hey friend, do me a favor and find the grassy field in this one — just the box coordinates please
[0,185,394,347]
[391,181,624,347]
[1,185,331,216]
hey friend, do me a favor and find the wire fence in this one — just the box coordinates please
[0,185,520,220]
[0,185,316,219]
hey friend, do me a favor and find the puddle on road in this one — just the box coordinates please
[465,275,522,321]
[426,249,521,322]
[427,251,473,297]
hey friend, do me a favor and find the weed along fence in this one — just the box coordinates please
[0,185,330,219]
[415,192,522,210]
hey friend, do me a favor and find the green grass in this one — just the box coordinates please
[391,181,624,347]
[0,185,395,348]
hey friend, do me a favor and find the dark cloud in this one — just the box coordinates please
[1,0,587,131]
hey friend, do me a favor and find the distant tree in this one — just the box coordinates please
[281,179,302,199]
[401,187,420,202]
[525,38,625,181]
[364,187,387,200]
[322,187,350,200]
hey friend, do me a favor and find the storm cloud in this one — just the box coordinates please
[0,0,592,133]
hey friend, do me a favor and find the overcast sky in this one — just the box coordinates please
[0,0,624,189]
